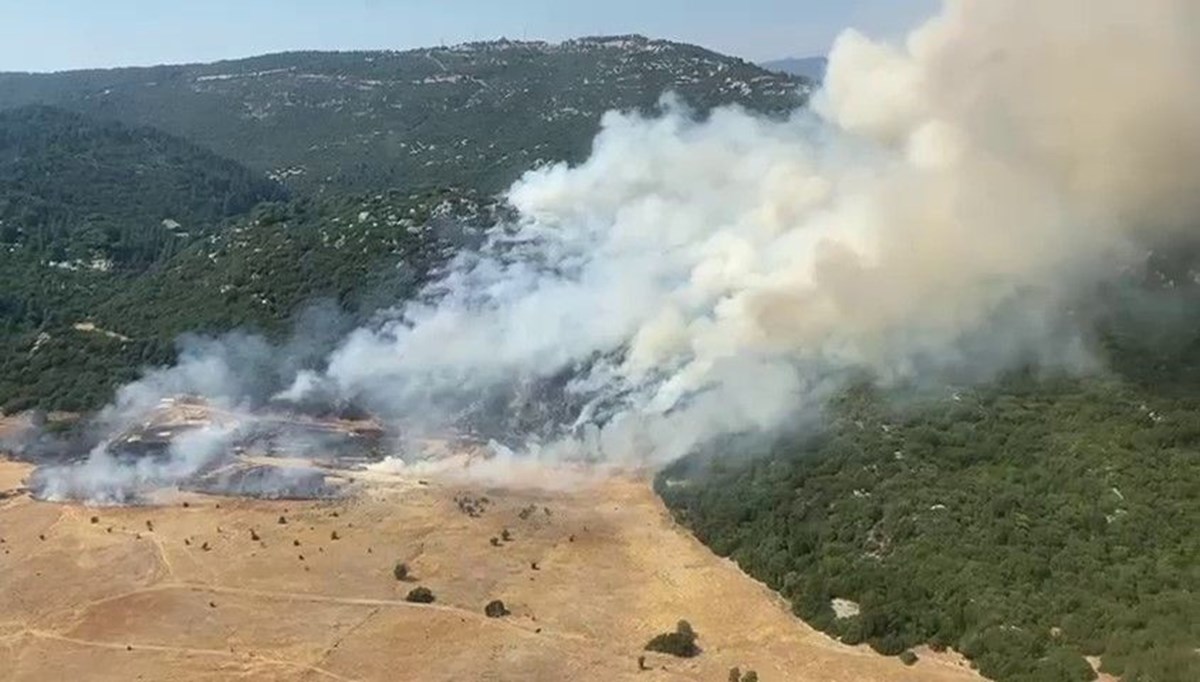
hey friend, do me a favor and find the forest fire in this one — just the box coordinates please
[19,396,386,504]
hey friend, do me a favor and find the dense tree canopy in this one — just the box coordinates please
[0,105,285,269]
[658,311,1200,682]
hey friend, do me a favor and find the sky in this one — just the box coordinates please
[0,0,938,73]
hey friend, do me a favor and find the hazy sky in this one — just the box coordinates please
[0,0,938,73]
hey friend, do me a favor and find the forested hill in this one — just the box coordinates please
[659,301,1200,682]
[0,105,285,270]
[0,37,808,414]
[0,36,811,195]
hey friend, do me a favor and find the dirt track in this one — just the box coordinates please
[0,457,981,681]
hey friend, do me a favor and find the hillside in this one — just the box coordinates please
[0,105,285,269]
[3,26,1198,682]
[0,105,291,412]
[659,329,1200,681]
[0,38,811,414]
[0,37,812,195]
[760,57,828,81]
[0,188,477,413]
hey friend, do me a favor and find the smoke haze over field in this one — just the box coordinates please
[28,0,1200,499]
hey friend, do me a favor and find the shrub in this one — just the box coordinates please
[405,586,435,604]
[393,562,409,581]
[644,620,700,658]
[484,600,510,618]
[899,650,919,666]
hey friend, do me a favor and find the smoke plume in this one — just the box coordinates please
[304,0,1200,460]
[27,0,1200,497]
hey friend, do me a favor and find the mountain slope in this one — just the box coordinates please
[0,105,290,412]
[0,188,477,413]
[0,37,812,414]
[761,57,828,82]
[0,105,285,270]
[660,349,1200,681]
[0,37,812,195]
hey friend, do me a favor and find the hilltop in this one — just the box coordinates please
[0,36,812,195]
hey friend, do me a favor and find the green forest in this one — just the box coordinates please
[0,105,285,268]
[0,186,472,412]
[658,322,1200,681]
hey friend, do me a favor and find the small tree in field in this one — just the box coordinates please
[644,620,700,658]
[393,562,409,581]
[484,600,510,618]
[405,586,435,604]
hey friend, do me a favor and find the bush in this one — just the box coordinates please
[405,586,435,604]
[484,600,510,618]
[645,620,700,658]
[899,650,919,666]
[393,562,409,581]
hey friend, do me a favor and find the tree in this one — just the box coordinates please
[405,586,435,604]
[644,620,700,658]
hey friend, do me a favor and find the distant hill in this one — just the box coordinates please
[0,37,812,195]
[761,56,828,82]
[0,105,285,270]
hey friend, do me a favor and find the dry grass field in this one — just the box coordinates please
[0,456,981,681]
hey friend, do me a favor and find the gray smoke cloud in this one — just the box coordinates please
[26,0,1200,497]
[20,303,362,504]
[32,424,237,505]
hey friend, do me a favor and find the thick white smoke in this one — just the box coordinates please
[32,424,237,505]
[28,0,1200,497]
[294,0,1200,463]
